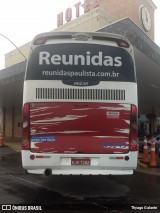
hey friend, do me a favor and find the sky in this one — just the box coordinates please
[0,0,159,70]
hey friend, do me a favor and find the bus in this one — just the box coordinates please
[22,32,138,175]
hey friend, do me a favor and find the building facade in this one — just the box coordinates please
[5,0,156,68]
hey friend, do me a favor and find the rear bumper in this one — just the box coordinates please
[22,151,138,175]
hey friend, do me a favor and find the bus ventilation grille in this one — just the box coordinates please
[36,88,125,101]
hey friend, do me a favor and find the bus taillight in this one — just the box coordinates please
[130,105,138,151]
[130,131,138,151]
[22,103,30,150]
[131,105,138,130]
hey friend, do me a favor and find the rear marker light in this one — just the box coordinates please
[117,40,129,48]
[33,38,46,45]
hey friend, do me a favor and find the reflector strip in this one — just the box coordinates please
[36,156,51,159]
[109,157,124,160]
[116,157,124,160]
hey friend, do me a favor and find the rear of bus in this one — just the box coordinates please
[22,32,138,175]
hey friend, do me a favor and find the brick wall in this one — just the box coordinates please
[100,0,155,40]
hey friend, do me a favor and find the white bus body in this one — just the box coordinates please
[22,32,138,175]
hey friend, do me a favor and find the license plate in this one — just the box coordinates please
[71,158,90,166]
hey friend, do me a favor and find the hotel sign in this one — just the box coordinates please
[57,0,99,27]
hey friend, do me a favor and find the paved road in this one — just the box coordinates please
[0,149,160,212]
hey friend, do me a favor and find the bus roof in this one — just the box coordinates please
[31,31,131,49]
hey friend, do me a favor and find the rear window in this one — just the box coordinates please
[25,43,136,85]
